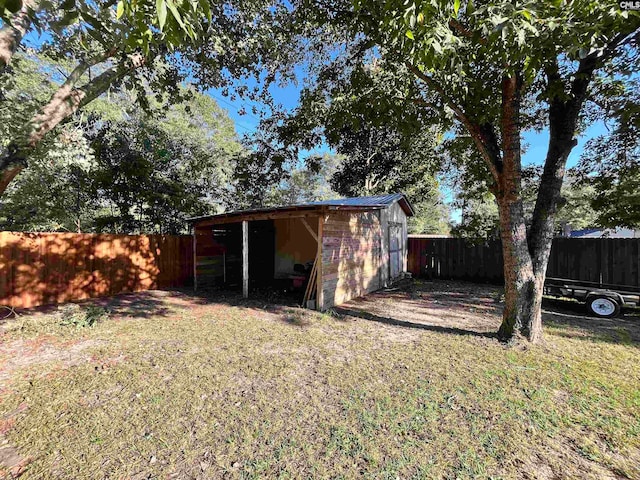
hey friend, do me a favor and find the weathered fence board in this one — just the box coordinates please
[408,236,640,287]
[0,232,194,309]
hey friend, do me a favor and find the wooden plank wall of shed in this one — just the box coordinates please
[321,211,383,309]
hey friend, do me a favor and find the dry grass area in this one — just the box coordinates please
[0,280,639,479]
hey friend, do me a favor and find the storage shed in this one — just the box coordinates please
[189,193,414,310]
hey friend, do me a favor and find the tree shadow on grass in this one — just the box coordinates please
[4,286,306,332]
[9,290,182,320]
[392,279,640,346]
[333,306,497,339]
[189,286,302,312]
[193,288,321,329]
[331,280,640,346]
[85,290,184,318]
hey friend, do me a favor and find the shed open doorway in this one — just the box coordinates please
[192,214,321,307]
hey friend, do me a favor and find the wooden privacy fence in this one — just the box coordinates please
[0,232,194,309]
[408,236,640,287]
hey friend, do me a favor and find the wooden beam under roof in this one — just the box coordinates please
[190,205,387,228]
[300,217,318,242]
[192,209,322,227]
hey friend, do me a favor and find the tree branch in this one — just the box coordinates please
[0,51,144,196]
[405,61,463,116]
[566,28,640,115]
[525,30,640,270]
[23,48,122,148]
[0,0,38,73]
[405,61,501,183]
[585,28,640,68]
[448,19,487,45]
[78,52,145,108]
[409,96,440,111]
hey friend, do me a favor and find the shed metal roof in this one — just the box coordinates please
[300,193,412,211]
[188,193,414,224]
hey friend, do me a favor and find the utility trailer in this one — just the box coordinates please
[544,277,640,318]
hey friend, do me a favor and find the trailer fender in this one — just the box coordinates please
[584,291,624,305]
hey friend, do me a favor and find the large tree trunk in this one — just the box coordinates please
[495,196,541,341]
[0,52,142,195]
[494,74,544,342]
[409,38,625,343]
[507,58,599,342]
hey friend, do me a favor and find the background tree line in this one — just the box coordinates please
[0,54,242,233]
[0,54,454,235]
[1,53,635,238]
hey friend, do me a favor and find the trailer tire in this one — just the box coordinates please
[586,296,621,318]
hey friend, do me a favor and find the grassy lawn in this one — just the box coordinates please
[0,281,639,479]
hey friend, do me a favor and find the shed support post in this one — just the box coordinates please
[316,215,324,311]
[242,220,249,298]
[193,226,197,292]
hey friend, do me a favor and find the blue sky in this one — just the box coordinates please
[213,80,607,168]
[209,84,300,135]
[523,122,607,169]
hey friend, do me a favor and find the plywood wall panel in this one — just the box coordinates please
[321,211,384,309]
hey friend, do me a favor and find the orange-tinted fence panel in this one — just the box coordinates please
[0,232,194,309]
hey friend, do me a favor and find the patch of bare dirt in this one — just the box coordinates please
[520,435,636,480]
[334,280,640,346]
[0,338,103,391]
[0,403,29,479]
[336,280,503,338]
[0,440,30,479]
